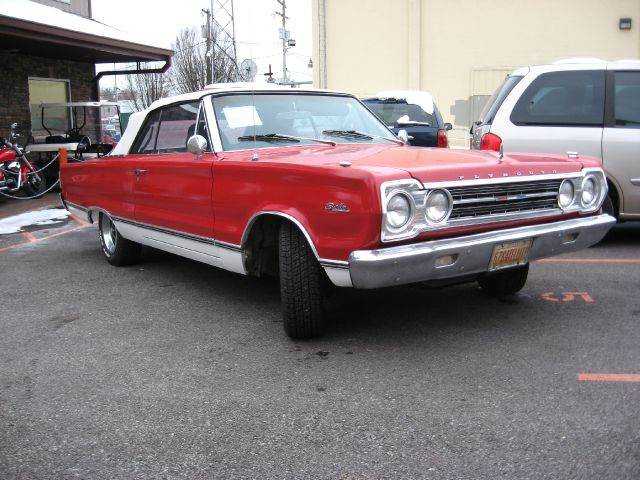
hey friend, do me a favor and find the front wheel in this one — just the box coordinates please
[99,213,141,266]
[478,264,529,296]
[602,194,617,220]
[22,171,47,198]
[278,221,328,339]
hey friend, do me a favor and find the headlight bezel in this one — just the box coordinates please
[557,168,607,214]
[380,179,427,242]
[381,180,454,242]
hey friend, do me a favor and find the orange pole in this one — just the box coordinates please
[59,147,67,165]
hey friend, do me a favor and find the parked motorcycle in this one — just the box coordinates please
[0,123,47,198]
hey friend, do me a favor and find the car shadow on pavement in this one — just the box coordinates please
[137,245,536,343]
[595,221,639,247]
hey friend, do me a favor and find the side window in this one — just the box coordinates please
[155,102,199,153]
[613,71,640,128]
[510,71,605,126]
[130,109,161,154]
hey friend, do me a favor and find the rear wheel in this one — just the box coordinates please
[99,213,141,266]
[278,221,328,339]
[478,264,529,296]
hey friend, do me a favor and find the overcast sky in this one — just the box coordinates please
[92,0,312,86]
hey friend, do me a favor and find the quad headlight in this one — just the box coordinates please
[581,175,599,208]
[425,189,452,224]
[380,168,607,243]
[386,193,412,229]
[558,179,575,209]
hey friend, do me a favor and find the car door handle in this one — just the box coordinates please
[133,168,148,176]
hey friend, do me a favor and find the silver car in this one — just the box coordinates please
[471,58,640,221]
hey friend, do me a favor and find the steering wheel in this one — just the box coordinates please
[78,136,91,149]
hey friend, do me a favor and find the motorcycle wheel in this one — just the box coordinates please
[22,172,47,198]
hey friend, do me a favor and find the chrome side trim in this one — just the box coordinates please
[64,202,353,285]
[349,214,616,289]
[319,258,349,269]
[113,216,216,245]
[64,200,92,223]
[114,220,224,268]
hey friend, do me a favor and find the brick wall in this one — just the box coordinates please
[0,53,96,140]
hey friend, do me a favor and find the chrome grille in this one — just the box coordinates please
[448,179,562,220]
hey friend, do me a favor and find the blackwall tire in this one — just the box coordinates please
[22,173,47,198]
[478,264,529,296]
[278,221,328,339]
[602,194,617,220]
[98,213,141,266]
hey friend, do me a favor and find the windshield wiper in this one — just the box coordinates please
[322,129,403,145]
[237,133,336,146]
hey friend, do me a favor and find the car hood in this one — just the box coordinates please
[252,144,590,183]
[349,145,588,183]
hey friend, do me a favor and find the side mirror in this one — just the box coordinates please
[444,122,453,131]
[187,135,208,156]
[397,129,409,144]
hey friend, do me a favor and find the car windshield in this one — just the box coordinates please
[210,93,397,151]
[364,99,438,127]
[478,75,523,125]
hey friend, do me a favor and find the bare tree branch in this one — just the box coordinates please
[125,68,170,111]
[170,26,238,94]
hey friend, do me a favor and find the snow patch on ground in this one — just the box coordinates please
[0,208,70,235]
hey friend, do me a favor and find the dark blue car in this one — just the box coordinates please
[362,91,452,148]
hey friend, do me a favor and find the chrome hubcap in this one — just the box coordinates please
[100,214,117,254]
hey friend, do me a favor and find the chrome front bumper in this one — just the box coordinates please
[345,214,615,289]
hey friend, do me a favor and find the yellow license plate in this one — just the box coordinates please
[488,239,532,271]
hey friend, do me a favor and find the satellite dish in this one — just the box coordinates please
[239,59,258,82]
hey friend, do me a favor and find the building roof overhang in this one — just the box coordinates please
[0,0,173,64]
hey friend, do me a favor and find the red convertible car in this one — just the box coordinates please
[61,84,615,338]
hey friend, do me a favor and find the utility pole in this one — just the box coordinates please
[275,0,288,83]
[201,8,212,85]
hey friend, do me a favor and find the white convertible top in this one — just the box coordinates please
[111,83,350,155]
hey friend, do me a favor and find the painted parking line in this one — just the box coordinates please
[69,213,90,226]
[20,231,37,243]
[541,291,594,303]
[537,258,640,264]
[578,373,640,383]
[0,222,89,254]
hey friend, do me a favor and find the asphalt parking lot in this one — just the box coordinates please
[1,201,639,479]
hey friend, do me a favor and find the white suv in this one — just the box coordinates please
[471,59,640,220]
